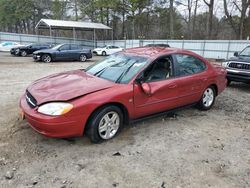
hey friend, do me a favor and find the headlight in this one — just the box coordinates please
[221,61,229,68]
[38,102,73,116]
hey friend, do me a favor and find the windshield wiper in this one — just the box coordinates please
[115,62,136,83]
[93,67,108,77]
[94,61,129,78]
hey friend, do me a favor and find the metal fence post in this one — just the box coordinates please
[226,40,231,59]
[202,40,206,56]
[182,40,185,49]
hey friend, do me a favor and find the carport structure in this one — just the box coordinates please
[35,19,112,47]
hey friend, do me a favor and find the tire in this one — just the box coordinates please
[86,105,124,143]
[102,51,107,56]
[227,79,231,86]
[79,54,87,62]
[21,50,27,57]
[42,54,52,63]
[198,86,216,111]
[15,50,19,56]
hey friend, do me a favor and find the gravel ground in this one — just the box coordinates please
[0,52,249,188]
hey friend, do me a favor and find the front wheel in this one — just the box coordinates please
[15,50,19,56]
[198,86,216,111]
[42,54,52,63]
[86,105,123,143]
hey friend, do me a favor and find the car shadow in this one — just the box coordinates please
[227,82,250,92]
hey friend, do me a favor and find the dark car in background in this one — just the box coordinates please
[145,44,170,48]
[10,43,52,57]
[222,46,250,85]
[33,44,92,63]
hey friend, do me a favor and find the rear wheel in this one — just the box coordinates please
[86,105,123,143]
[198,86,216,111]
[21,50,27,57]
[42,54,52,63]
[79,54,87,62]
[102,51,107,56]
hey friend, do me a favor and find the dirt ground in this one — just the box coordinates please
[0,52,249,188]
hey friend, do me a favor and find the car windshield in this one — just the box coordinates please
[85,53,148,83]
[239,46,250,56]
[52,44,63,50]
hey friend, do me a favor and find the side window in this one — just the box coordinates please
[142,56,173,82]
[175,54,206,76]
[32,45,39,48]
[59,44,70,51]
[71,44,79,50]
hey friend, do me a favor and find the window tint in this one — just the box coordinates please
[175,54,206,76]
[59,44,70,50]
[71,44,80,50]
[141,56,173,82]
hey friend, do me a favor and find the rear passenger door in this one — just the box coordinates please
[70,44,81,60]
[173,54,208,105]
[110,46,120,54]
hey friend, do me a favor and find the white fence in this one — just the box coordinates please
[1,32,250,59]
[0,32,94,48]
[97,39,250,59]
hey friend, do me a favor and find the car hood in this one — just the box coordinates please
[229,56,250,62]
[33,49,57,54]
[27,70,115,105]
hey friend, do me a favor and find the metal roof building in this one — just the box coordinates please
[35,19,112,47]
[36,19,112,30]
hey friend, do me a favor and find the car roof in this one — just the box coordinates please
[122,47,197,59]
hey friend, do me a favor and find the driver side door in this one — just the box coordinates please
[133,55,180,118]
[55,44,71,60]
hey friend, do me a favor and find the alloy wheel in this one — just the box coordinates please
[80,54,87,62]
[202,88,214,107]
[43,55,51,63]
[21,51,27,57]
[98,111,120,140]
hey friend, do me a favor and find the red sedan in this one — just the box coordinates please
[20,47,227,143]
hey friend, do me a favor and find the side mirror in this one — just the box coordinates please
[234,52,238,57]
[141,83,152,96]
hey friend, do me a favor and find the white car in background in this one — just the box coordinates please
[0,41,24,52]
[93,45,123,56]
